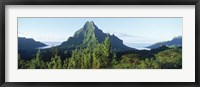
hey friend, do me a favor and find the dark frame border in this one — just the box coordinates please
[0,0,200,87]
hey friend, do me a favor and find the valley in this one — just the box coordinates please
[18,21,182,69]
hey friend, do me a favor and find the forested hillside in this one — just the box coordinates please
[18,37,182,69]
[18,21,182,69]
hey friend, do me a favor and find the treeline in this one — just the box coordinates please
[18,37,182,69]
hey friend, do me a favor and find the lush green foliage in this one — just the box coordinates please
[18,21,182,69]
[18,37,182,69]
[58,21,133,51]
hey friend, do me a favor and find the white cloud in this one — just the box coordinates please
[18,31,31,38]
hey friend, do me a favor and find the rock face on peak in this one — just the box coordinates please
[58,21,134,51]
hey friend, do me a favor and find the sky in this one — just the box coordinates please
[18,18,182,48]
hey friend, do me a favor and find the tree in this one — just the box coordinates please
[63,58,69,69]
[29,59,36,69]
[67,57,76,69]
[18,54,26,69]
[52,47,58,57]
[155,48,182,69]
[92,47,101,69]
[137,58,160,69]
[113,54,139,69]
[48,55,62,69]
[35,49,41,69]
[47,47,63,69]
[103,37,111,57]
[100,37,111,67]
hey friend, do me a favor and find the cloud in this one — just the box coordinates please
[118,33,134,37]
[18,31,30,37]
[104,31,159,44]
[104,31,134,37]
[114,32,143,38]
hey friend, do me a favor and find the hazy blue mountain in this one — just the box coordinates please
[18,37,47,50]
[58,21,134,51]
[147,36,182,49]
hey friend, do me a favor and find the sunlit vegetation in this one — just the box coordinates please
[18,37,182,69]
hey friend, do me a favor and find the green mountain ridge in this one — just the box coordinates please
[147,36,182,49]
[58,21,134,51]
[18,37,47,50]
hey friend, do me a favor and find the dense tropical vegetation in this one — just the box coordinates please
[18,37,182,69]
[18,21,182,69]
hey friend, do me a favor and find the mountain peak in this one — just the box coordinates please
[59,21,134,51]
[83,21,97,31]
[86,21,94,24]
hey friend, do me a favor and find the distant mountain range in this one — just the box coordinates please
[147,36,182,49]
[18,37,47,51]
[58,21,134,51]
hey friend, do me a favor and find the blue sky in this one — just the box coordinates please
[18,18,182,47]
